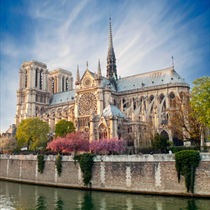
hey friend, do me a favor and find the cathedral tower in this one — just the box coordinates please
[15,60,50,125]
[106,17,117,90]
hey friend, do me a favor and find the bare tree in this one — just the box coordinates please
[0,135,17,152]
[168,92,204,146]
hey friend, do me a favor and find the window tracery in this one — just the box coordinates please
[25,70,27,88]
[79,92,97,116]
[99,124,107,139]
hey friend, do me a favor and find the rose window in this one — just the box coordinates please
[79,92,97,116]
[83,77,91,88]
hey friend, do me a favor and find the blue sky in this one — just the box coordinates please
[0,0,209,132]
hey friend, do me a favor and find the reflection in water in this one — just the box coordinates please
[0,180,210,210]
[186,200,198,210]
[36,196,47,210]
[100,197,106,210]
[55,197,64,210]
[78,191,94,210]
[126,198,133,210]
[156,201,162,210]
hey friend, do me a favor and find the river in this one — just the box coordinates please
[0,180,209,210]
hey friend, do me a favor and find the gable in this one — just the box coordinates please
[80,70,96,89]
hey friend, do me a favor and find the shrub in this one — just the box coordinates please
[37,154,45,173]
[56,154,62,176]
[74,153,96,186]
[152,133,169,151]
[175,150,201,193]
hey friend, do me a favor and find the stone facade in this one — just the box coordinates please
[14,18,194,148]
[0,154,210,197]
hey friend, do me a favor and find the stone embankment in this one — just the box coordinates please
[0,154,210,197]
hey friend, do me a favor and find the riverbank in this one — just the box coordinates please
[0,154,210,197]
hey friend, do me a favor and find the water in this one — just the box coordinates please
[0,181,209,210]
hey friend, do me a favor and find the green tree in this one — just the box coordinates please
[152,133,169,151]
[15,118,50,150]
[191,76,210,129]
[54,119,75,138]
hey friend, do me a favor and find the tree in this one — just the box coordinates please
[89,137,126,153]
[191,76,210,129]
[168,92,204,146]
[15,118,50,150]
[152,133,169,151]
[46,131,89,154]
[54,119,75,138]
[0,135,17,152]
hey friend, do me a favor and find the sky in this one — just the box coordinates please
[0,0,209,132]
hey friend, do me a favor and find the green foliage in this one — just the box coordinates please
[15,118,50,150]
[167,140,174,147]
[37,154,45,173]
[74,153,96,186]
[203,143,208,151]
[175,150,201,193]
[152,133,169,150]
[169,146,201,154]
[191,76,210,130]
[55,119,75,138]
[56,154,62,177]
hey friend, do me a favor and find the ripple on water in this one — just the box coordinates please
[0,181,210,210]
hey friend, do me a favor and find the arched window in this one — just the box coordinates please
[173,132,184,146]
[114,99,116,106]
[169,92,176,107]
[144,100,146,111]
[66,78,68,91]
[151,104,153,113]
[160,94,164,104]
[62,77,64,92]
[128,127,132,133]
[169,92,175,99]
[40,70,43,90]
[150,95,154,103]
[99,124,107,140]
[52,77,54,94]
[25,70,27,88]
[35,69,38,87]
[35,106,39,117]
[162,101,166,111]
[160,130,169,140]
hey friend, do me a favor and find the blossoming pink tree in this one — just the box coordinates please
[90,137,126,154]
[46,131,89,155]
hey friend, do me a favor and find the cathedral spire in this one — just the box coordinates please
[109,17,114,52]
[98,59,101,77]
[107,17,117,90]
[86,61,88,70]
[75,65,80,85]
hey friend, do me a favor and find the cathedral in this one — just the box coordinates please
[15,18,190,147]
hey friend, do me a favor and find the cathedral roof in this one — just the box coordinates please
[99,104,124,118]
[49,89,75,105]
[117,67,188,92]
[102,77,116,91]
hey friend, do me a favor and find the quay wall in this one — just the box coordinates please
[0,154,210,197]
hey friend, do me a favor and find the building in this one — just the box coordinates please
[15,18,191,148]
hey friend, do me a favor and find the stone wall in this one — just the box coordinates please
[0,154,210,197]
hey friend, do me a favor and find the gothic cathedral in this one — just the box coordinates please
[15,18,190,147]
